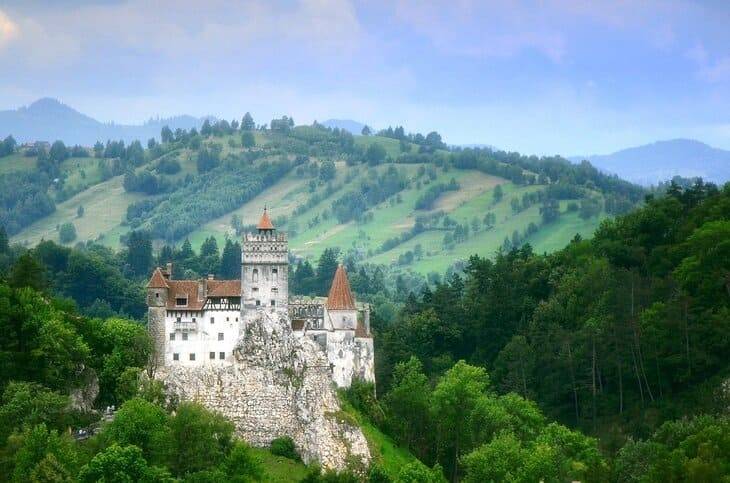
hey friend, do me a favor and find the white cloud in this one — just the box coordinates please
[0,9,19,48]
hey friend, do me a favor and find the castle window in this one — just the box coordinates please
[169,333,175,341]
[272,268,278,282]
[256,300,260,306]
[253,287,258,292]
[219,352,225,360]
[189,353,196,361]
[218,332,224,341]
[209,352,215,360]
[182,333,188,341]
[177,317,181,323]
[271,300,276,307]
[252,269,259,283]
[271,287,278,293]
[156,292,159,298]
[173,353,179,361]
[226,317,229,322]
[175,297,187,307]
[210,317,214,324]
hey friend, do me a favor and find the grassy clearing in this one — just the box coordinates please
[250,447,309,482]
[0,152,35,174]
[337,400,419,479]
[11,175,148,249]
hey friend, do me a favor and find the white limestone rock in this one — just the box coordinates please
[156,309,371,471]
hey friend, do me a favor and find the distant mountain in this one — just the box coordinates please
[572,139,730,185]
[321,119,367,135]
[0,98,210,146]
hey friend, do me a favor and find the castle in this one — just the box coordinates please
[146,209,375,389]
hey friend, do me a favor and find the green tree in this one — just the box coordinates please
[492,184,503,203]
[219,239,242,279]
[0,225,9,253]
[316,248,340,295]
[431,361,489,481]
[49,140,68,162]
[361,125,372,136]
[104,397,169,462]
[9,424,79,483]
[78,444,172,483]
[395,462,446,483]
[59,222,77,244]
[241,112,255,130]
[365,143,387,165]
[241,131,255,148]
[8,252,47,291]
[126,230,153,277]
[319,160,336,181]
[384,357,432,458]
[0,382,69,443]
[167,402,235,476]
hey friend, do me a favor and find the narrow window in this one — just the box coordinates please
[256,300,260,306]
[192,317,196,323]
[272,268,278,282]
[155,292,159,298]
[218,332,224,341]
[271,300,276,307]
[173,353,179,361]
[226,317,229,322]
[177,317,182,323]
[252,268,259,283]
[182,332,188,341]
[169,333,175,341]
[210,317,215,324]
[219,352,225,360]
[209,352,215,359]
[189,353,196,361]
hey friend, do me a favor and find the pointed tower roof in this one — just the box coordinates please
[257,207,274,231]
[326,264,356,310]
[147,267,169,288]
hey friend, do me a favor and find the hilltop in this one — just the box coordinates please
[0,98,209,145]
[573,138,730,185]
[2,117,644,276]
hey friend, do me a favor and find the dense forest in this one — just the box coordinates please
[0,178,727,481]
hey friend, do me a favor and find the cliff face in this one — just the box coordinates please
[155,310,371,471]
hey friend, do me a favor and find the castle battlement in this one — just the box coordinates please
[147,208,374,389]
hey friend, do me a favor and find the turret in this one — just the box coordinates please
[147,266,170,367]
[326,265,357,330]
[241,208,289,311]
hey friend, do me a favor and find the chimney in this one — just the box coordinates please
[164,262,173,279]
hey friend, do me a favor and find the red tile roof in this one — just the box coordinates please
[207,280,241,297]
[166,280,205,310]
[147,267,169,288]
[257,208,274,230]
[326,265,356,310]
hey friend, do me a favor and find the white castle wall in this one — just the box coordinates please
[164,309,241,365]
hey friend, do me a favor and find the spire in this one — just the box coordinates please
[147,267,169,288]
[257,207,274,231]
[326,264,356,310]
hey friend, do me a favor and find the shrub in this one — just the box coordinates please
[269,436,300,461]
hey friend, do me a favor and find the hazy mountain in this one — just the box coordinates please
[572,139,730,185]
[321,119,367,135]
[0,98,210,146]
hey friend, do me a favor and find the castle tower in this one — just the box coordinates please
[147,265,171,367]
[326,264,357,330]
[241,208,289,311]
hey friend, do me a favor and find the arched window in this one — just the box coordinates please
[252,268,258,283]
[272,268,278,282]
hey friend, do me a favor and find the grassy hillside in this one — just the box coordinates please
[7,127,632,275]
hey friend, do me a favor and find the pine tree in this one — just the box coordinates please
[219,239,241,279]
[316,248,340,295]
[0,225,8,253]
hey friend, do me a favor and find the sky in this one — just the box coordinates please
[0,0,729,155]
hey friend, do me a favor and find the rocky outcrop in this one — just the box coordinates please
[156,310,371,471]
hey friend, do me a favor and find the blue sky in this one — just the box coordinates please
[0,0,729,155]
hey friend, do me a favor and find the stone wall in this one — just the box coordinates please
[156,309,371,471]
